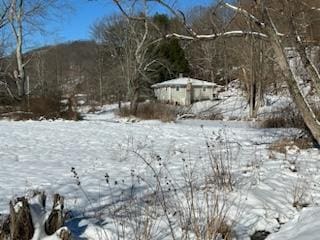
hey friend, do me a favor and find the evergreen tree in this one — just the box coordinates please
[150,14,190,83]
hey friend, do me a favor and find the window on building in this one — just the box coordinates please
[176,86,180,91]
[203,87,206,91]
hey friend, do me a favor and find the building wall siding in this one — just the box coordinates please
[193,87,213,101]
[154,85,214,105]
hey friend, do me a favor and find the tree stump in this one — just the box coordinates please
[0,193,71,240]
[45,194,64,235]
[0,214,11,240]
[9,197,34,240]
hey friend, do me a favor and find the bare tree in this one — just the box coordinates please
[92,17,127,105]
[94,7,162,114]
[2,0,70,100]
[8,0,26,98]
[0,5,13,99]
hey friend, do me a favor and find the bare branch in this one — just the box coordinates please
[0,80,16,99]
[149,0,197,36]
[224,2,285,37]
[166,30,268,41]
[224,2,265,28]
[300,1,320,11]
[112,0,145,21]
[0,1,9,28]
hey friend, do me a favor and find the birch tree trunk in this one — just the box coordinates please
[5,0,69,100]
[9,0,26,99]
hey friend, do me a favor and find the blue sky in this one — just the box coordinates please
[35,0,214,46]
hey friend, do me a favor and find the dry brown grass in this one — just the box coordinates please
[216,220,234,240]
[269,137,313,154]
[261,106,305,129]
[198,217,234,240]
[118,102,178,122]
[261,105,320,130]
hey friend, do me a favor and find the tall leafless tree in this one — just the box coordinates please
[94,4,163,114]
[2,0,70,100]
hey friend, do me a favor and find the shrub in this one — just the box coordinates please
[291,177,310,210]
[69,134,236,239]
[260,104,320,130]
[27,96,62,119]
[204,129,236,191]
[261,106,305,129]
[2,96,82,121]
[0,96,16,106]
[118,102,178,122]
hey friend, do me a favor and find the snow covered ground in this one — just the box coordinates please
[267,207,320,240]
[0,111,319,239]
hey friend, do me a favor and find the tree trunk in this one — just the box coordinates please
[45,194,65,235]
[10,0,26,99]
[9,197,34,240]
[249,36,257,118]
[265,24,320,144]
[130,89,140,115]
[253,79,262,118]
[13,47,26,99]
[253,40,264,118]
[288,18,320,94]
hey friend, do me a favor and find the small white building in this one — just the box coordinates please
[151,76,217,106]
